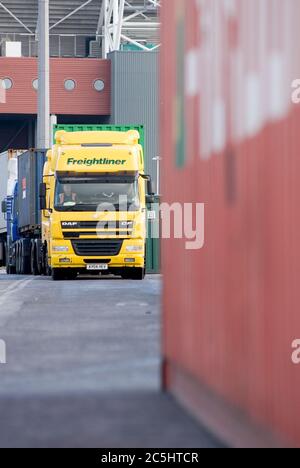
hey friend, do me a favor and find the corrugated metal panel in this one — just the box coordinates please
[108,51,159,191]
[162,0,300,446]
[0,57,111,115]
[18,150,47,230]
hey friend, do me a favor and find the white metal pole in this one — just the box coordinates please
[115,0,125,50]
[50,114,57,145]
[102,0,108,58]
[37,0,50,149]
[113,0,118,46]
[153,157,161,195]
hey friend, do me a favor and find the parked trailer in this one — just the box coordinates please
[0,152,8,265]
[0,150,25,267]
[162,0,300,446]
[3,150,47,275]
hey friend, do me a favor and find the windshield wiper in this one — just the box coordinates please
[55,205,77,212]
[72,204,98,211]
[55,203,140,212]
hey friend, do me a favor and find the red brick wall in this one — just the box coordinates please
[0,58,111,115]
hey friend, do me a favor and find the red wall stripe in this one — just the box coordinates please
[0,57,111,115]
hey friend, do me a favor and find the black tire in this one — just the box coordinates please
[120,270,130,280]
[7,264,16,275]
[20,243,24,275]
[23,255,31,275]
[52,268,65,281]
[30,242,39,276]
[35,240,43,275]
[64,270,77,281]
[133,268,146,280]
[20,241,30,275]
[3,241,7,267]
[44,245,52,276]
[16,242,21,274]
[0,240,5,267]
[121,268,146,280]
[5,244,14,274]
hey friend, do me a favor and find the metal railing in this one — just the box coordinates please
[0,33,100,58]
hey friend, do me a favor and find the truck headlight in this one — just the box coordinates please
[53,246,69,252]
[126,245,143,252]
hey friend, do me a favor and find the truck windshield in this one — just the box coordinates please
[54,176,140,212]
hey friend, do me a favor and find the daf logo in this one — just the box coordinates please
[62,222,78,227]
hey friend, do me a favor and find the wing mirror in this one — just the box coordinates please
[39,183,47,210]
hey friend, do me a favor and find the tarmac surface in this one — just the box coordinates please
[0,271,223,448]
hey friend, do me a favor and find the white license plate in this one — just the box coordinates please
[86,264,109,271]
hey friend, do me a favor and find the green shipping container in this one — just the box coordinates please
[53,124,144,153]
[146,196,160,274]
[53,124,160,274]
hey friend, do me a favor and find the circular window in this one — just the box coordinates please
[32,79,38,91]
[1,78,13,90]
[64,79,76,91]
[93,79,105,92]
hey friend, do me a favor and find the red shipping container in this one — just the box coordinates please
[161,0,300,447]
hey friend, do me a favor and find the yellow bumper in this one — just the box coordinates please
[50,239,145,269]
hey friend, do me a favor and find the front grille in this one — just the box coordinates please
[62,221,133,229]
[72,239,123,257]
[78,221,99,229]
[64,231,132,239]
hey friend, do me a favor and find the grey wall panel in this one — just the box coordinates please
[108,51,159,193]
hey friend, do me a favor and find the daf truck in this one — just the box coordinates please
[2,130,153,280]
[41,129,153,280]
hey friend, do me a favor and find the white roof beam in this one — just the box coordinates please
[0,1,33,34]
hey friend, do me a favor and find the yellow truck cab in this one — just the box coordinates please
[39,130,154,281]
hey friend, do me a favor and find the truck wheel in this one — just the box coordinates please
[30,242,39,276]
[120,270,130,280]
[20,241,31,275]
[43,246,52,276]
[19,242,24,274]
[122,268,145,280]
[52,268,65,281]
[35,240,43,275]
[5,244,14,274]
[132,268,146,280]
[0,240,5,267]
[16,242,21,274]
[64,270,78,280]
[7,264,16,275]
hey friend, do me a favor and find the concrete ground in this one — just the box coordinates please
[0,271,223,448]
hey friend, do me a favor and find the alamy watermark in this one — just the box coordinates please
[94,199,205,251]
[291,79,300,104]
[0,339,6,364]
[291,339,300,365]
